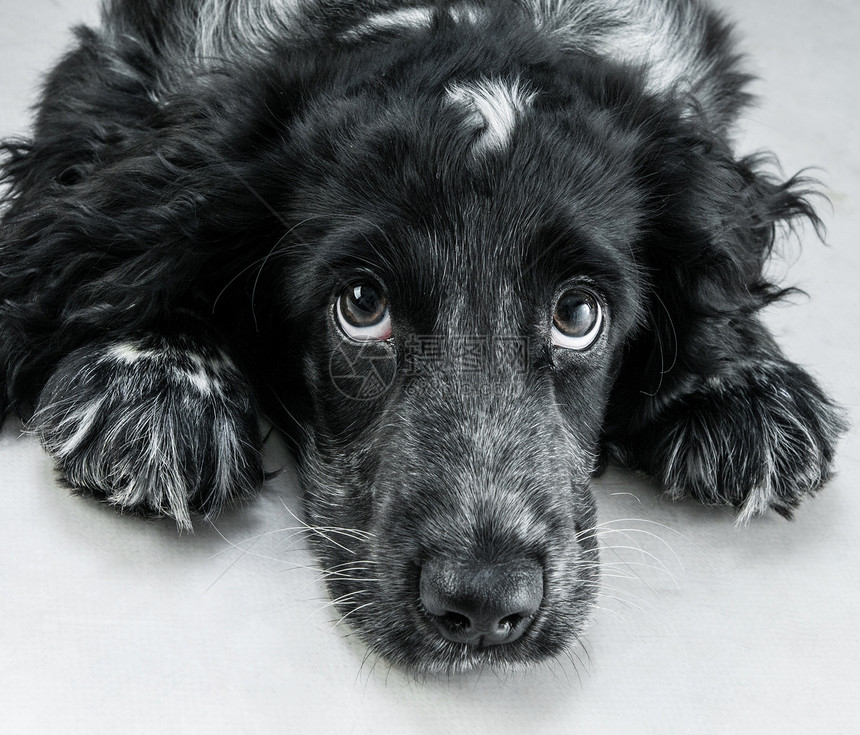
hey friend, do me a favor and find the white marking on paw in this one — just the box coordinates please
[210,412,243,508]
[179,367,220,395]
[735,377,823,525]
[105,341,230,396]
[175,353,227,396]
[35,337,257,531]
[106,421,193,530]
[654,362,835,524]
[447,78,536,154]
[44,396,106,460]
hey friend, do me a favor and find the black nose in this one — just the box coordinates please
[419,559,543,646]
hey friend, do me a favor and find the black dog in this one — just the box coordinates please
[0,0,845,672]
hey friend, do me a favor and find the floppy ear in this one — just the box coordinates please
[603,136,846,520]
[0,32,302,414]
[0,33,308,524]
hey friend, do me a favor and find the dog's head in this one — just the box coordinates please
[246,46,651,671]
[195,19,814,673]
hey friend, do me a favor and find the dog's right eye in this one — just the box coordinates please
[335,283,392,341]
[551,288,603,350]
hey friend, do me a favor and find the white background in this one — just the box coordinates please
[1,1,858,732]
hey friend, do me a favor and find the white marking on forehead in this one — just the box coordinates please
[341,3,488,40]
[106,342,158,364]
[342,7,435,38]
[447,78,536,154]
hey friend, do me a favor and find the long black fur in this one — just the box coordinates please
[0,0,846,672]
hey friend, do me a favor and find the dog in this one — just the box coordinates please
[0,0,846,673]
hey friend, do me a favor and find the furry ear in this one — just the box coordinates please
[0,32,302,417]
[603,136,846,519]
[613,135,821,407]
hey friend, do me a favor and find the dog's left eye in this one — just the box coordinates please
[551,289,603,350]
[335,283,392,341]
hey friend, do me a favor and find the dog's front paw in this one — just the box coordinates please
[31,336,263,530]
[612,360,846,522]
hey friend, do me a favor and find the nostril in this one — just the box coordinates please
[441,611,471,629]
[419,558,543,647]
[500,613,524,630]
[438,611,471,638]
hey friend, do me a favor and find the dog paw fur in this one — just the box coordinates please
[30,336,263,530]
[610,359,846,522]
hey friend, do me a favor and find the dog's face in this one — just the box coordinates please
[260,74,650,671]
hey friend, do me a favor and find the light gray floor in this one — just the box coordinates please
[1,1,857,733]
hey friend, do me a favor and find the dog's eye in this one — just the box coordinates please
[335,283,392,341]
[551,289,603,350]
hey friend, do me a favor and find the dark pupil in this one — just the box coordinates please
[342,284,386,326]
[554,291,596,337]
